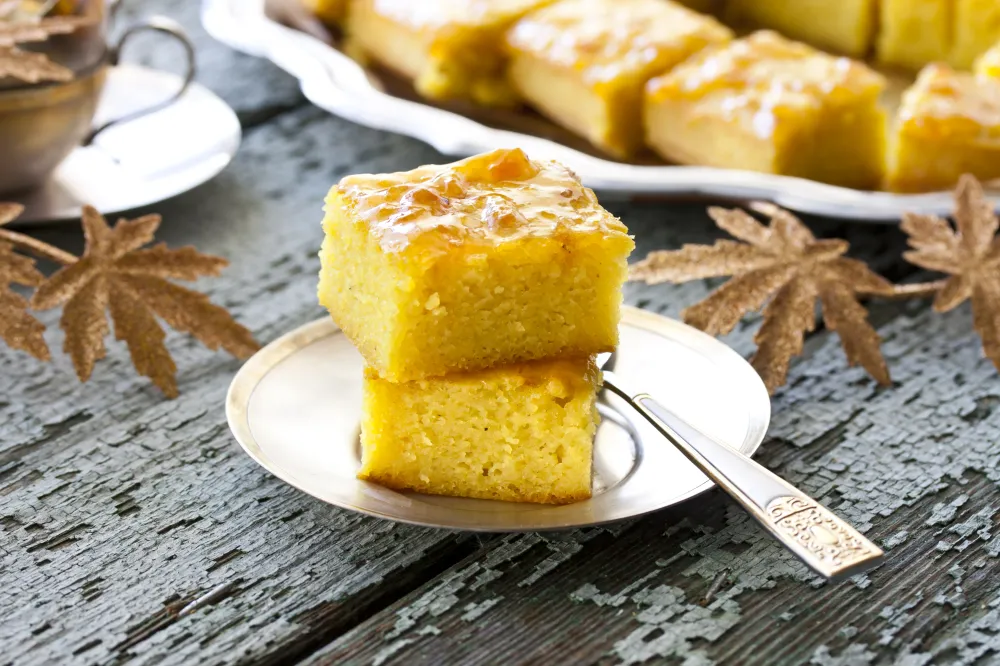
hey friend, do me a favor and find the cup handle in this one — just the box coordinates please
[108,0,124,25]
[83,16,197,145]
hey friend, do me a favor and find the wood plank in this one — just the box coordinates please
[2,97,905,663]
[0,1,946,661]
[0,93,915,662]
[307,301,1000,666]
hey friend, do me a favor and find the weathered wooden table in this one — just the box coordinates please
[4,2,1000,664]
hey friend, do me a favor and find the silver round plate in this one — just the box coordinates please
[226,307,771,531]
[12,64,241,225]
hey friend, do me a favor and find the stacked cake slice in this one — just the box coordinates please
[318,148,634,504]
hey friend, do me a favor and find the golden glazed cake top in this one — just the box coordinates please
[647,31,885,136]
[506,0,732,85]
[898,64,1000,139]
[362,0,552,31]
[331,149,630,253]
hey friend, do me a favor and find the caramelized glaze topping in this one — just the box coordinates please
[506,0,732,84]
[335,149,629,253]
[366,0,552,31]
[899,64,1000,136]
[976,44,1000,80]
[648,32,885,137]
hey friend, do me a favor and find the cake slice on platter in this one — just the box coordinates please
[505,0,732,159]
[726,0,876,57]
[887,64,1000,193]
[346,0,554,106]
[644,31,887,190]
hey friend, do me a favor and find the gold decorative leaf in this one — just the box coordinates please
[0,239,49,360]
[0,15,94,83]
[108,278,177,398]
[0,45,72,82]
[753,279,817,394]
[901,175,1000,371]
[30,206,260,397]
[0,15,92,47]
[0,202,23,226]
[631,204,894,394]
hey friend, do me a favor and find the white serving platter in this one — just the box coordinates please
[202,0,999,222]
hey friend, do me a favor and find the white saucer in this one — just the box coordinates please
[226,307,771,531]
[11,64,241,225]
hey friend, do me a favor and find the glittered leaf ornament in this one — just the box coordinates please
[4,206,262,398]
[0,203,49,360]
[0,15,91,46]
[901,175,1000,370]
[631,203,894,393]
[0,15,94,82]
[0,45,71,81]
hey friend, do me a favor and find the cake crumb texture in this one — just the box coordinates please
[358,357,600,504]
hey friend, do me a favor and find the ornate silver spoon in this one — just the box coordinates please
[599,351,884,582]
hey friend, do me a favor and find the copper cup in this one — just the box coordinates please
[0,14,195,196]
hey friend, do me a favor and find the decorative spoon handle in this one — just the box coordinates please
[602,370,884,582]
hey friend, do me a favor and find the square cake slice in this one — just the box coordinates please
[951,0,1000,69]
[359,357,600,505]
[318,148,634,382]
[345,0,553,106]
[887,64,1000,193]
[876,0,950,70]
[726,0,876,57]
[505,0,732,159]
[644,31,887,190]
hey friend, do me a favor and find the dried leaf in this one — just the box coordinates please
[900,175,1000,371]
[121,274,260,359]
[108,279,177,398]
[683,265,797,336]
[31,206,260,396]
[0,45,72,82]
[0,202,24,226]
[632,202,894,393]
[972,277,1000,370]
[819,282,889,386]
[0,240,49,360]
[752,279,817,394]
[60,272,108,380]
[115,244,228,281]
[0,15,92,47]
[0,15,93,83]
[629,240,777,283]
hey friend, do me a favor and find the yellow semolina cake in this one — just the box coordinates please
[345,0,554,107]
[975,41,1000,79]
[644,31,887,189]
[317,148,634,382]
[304,0,346,26]
[876,0,950,70]
[950,0,1000,70]
[726,0,877,57]
[886,64,1000,192]
[505,0,732,159]
[358,357,600,504]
